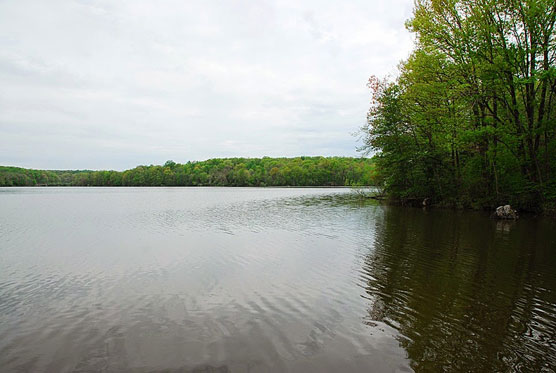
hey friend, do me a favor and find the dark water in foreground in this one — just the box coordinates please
[0,187,555,372]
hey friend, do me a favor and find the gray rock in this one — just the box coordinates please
[494,205,518,220]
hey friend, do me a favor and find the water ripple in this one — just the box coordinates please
[1,187,554,372]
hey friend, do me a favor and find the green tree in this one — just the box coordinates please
[362,0,556,211]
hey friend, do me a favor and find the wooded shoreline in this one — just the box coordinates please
[0,157,378,188]
[360,0,556,214]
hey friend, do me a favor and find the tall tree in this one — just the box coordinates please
[363,0,556,210]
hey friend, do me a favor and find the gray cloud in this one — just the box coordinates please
[0,0,414,170]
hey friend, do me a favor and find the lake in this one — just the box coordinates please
[1,187,555,372]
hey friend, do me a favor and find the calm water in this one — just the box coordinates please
[0,187,555,372]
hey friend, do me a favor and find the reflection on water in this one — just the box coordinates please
[0,187,555,372]
[363,208,556,372]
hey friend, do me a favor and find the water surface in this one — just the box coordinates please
[0,187,555,372]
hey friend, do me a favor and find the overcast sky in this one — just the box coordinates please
[0,0,414,170]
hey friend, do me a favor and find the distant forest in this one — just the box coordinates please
[0,157,377,187]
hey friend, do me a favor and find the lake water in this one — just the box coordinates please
[1,187,555,372]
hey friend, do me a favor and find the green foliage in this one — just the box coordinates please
[0,166,89,187]
[362,0,556,212]
[0,157,378,187]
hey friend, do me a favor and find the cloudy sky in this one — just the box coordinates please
[0,0,414,170]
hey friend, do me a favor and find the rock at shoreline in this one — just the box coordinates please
[493,205,518,220]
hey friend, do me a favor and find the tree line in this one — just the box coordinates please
[0,157,377,187]
[362,0,556,212]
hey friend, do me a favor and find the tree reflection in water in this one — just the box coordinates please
[360,207,556,372]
